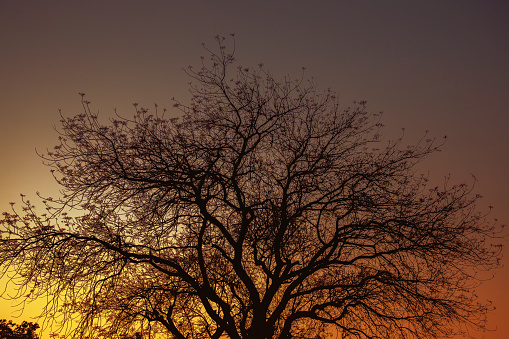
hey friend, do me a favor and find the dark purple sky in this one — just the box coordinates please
[1,1,508,337]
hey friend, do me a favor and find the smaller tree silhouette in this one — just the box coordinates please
[120,334,142,339]
[0,319,39,339]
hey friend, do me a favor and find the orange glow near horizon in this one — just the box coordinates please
[1,1,508,338]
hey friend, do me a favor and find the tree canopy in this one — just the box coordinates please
[0,37,502,339]
[0,319,39,339]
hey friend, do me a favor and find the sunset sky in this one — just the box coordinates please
[1,1,508,338]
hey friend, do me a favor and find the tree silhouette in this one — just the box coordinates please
[0,37,502,339]
[0,319,39,339]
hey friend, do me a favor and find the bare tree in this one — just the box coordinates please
[0,37,502,339]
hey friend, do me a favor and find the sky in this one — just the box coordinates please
[0,0,508,338]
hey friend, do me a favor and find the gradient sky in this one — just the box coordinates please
[1,1,508,338]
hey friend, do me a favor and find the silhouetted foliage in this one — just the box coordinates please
[0,36,502,339]
[118,334,142,339]
[0,319,39,339]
